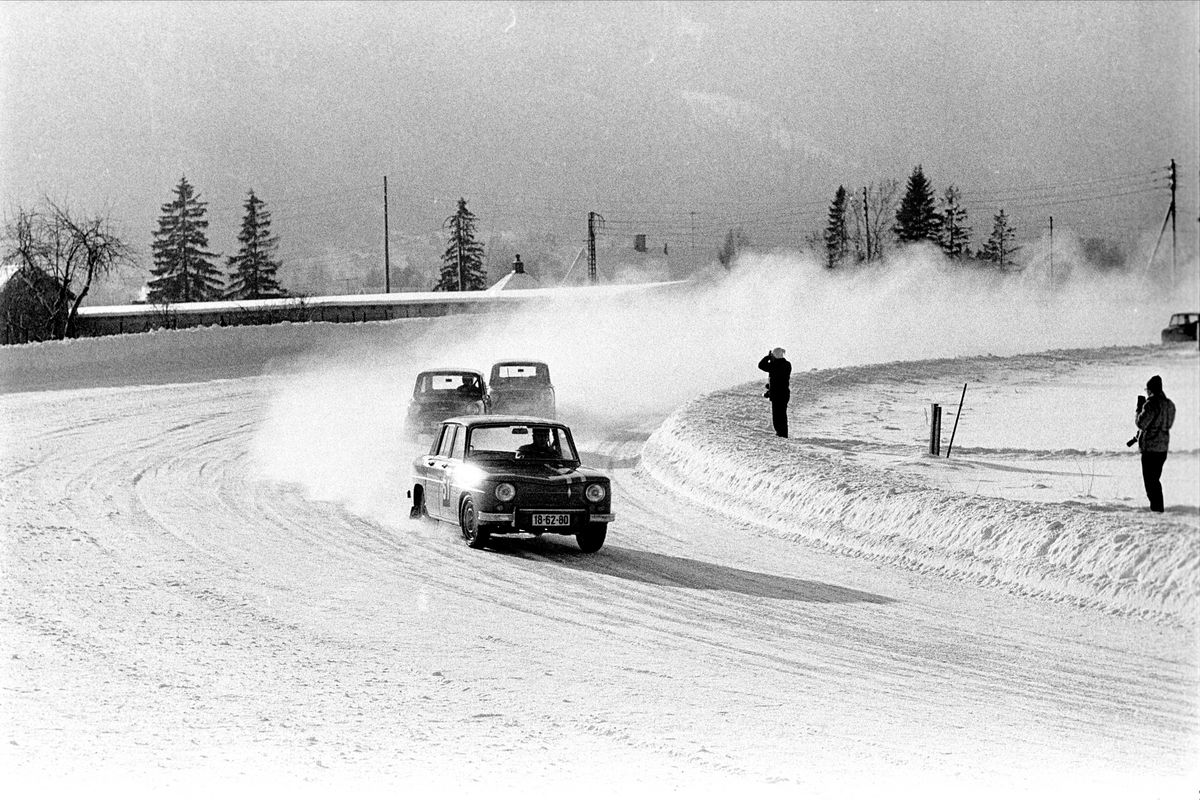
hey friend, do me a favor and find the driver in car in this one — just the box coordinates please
[517,427,558,458]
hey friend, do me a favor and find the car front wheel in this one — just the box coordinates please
[576,523,606,553]
[460,496,489,549]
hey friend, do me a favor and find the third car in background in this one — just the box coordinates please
[1161,312,1199,344]
[488,360,556,418]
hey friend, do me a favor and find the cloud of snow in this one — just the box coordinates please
[250,242,1196,517]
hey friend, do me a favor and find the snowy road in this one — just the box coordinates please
[2,367,1195,798]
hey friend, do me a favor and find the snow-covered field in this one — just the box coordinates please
[2,259,1198,798]
[645,346,1199,624]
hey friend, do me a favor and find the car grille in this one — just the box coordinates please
[517,484,581,507]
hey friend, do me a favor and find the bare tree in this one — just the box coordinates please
[2,198,134,340]
[849,179,900,263]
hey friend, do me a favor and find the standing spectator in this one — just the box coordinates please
[758,347,792,437]
[1135,374,1176,512]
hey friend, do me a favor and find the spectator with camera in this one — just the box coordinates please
[757,347,792,437]
[1133,375,1176,513]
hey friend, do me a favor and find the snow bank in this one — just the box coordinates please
[642,346,1200,626]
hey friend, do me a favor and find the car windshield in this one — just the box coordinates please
[490,364,549,386]
[415,372,483,398]
[466,423,577,462]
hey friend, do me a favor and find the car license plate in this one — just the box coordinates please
[531,513,571,527]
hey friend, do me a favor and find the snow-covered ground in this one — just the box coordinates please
[2,258,1198,798]
[644,345,1199,624]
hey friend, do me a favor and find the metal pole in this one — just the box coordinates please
[1049,215,1053,289]
[383,176,390,293]
[946,383,967,458]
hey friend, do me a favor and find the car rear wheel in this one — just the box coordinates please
[576,523,606,553]
[460,496,489,549]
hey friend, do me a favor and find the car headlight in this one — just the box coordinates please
[585,483,607,502]
[454,463,486,490]
[495,483,516,502]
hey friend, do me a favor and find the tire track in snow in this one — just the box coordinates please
[2,375,1195,794]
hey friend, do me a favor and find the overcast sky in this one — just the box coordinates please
[2,1,1197,288]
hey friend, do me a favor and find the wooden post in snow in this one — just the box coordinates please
[929,403,942,456]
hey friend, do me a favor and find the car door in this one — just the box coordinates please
[435,424,460,518]
[445,423,469,515]
[418,423,456,521]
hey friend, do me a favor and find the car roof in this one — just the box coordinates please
[442,415,564,427]
[491,360,549,367]
[416,368,485,377]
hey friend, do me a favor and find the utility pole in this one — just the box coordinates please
[587,212,604,285]
[1169,158,1177,286]
[1049,215,1053,289]
[862,187,871,261]
[457,220,464,292]
[1146,159,1178,284]
[689,211,696,260]
[383,176,390,293]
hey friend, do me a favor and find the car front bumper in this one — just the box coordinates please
[478,512,615,524]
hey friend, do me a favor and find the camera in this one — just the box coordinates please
[1137,395,1146,411]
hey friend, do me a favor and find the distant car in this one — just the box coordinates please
[404,369,490,436]
[488,360,556,417]
[1161,312,1199,343]
[408,416,613,552]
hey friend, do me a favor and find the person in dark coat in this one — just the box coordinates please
[1135,374,1176,512]
[758,347,792,437]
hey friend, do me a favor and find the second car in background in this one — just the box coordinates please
[404,369,490,436]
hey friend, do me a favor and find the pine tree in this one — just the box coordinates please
[978,209,1020,269]
[823,186,849,269]
[435,198,486,291]
[717,227,750,270]
[937,185,971,260]
[893,165,940,244]
[148,176,222,303]
[225,189,285,300]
